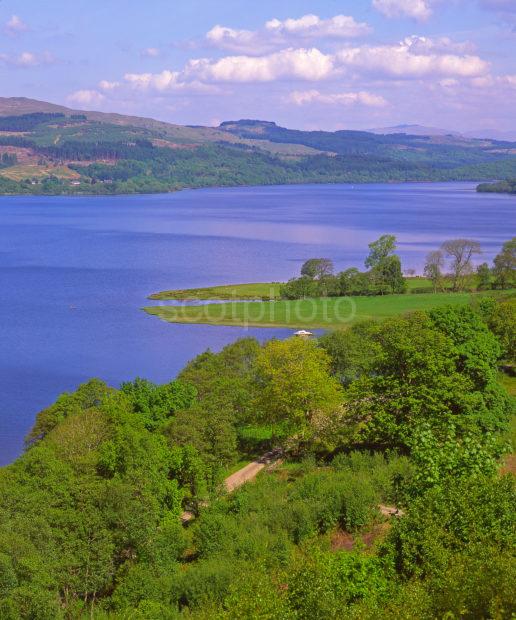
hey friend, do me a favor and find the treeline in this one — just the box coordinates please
[0,153,17,168]
[423,237,515,291]
[281,236,515,300]
[2,117,516,196]
[0,112,65,132]
[281,235,405,299]
[477,179,516,194]
[0,295,514,617]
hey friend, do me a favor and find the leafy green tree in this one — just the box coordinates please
[287,550,390,619]
[375,255,406,294]
[492,237,516,289]
[300,258,334,279]
[345,309,509,459]
[365,235,405,293]
[255,338,343,437]
[319,322,381,386]
[364,234,397,270]
[179,338,260,425]
[281,276,318,300]
[476,262,492,290]
[338,268,372,296]
[121,378,196,430]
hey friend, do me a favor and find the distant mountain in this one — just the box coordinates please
[1,99,516,196]
[464,129,516,142]
[368,124,463,137]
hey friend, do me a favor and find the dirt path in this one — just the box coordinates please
[181,450,402,523]
[181,449,283,523]
[224,449,283,492]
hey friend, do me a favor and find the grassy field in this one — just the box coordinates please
[144,289,514,329]
[149,282,283,301]
[0,164,80,181]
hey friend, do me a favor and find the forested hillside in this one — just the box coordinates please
[0,296,514,618]
[1,99,516,195]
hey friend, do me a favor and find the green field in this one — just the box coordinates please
[144,289,514,329]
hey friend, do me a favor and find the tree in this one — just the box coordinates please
[300,258,334,280]
[345,308,509,456]
[440,239,482,291]
[338,268,371,296]
[281,276,318,300]
[364,234,397,270]
[423,250,444,293]
[492,237,515,289]
[376,255,406,294]
[365,235,405,293]
[255,338,343,436]
[476,262,491,290]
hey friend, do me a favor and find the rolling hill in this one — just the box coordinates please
[1,97,516,196]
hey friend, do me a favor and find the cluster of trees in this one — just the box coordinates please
[0,295,514,617]
[0,112,65,132]
[0,152,17,168]
[424,237,515,292]
[281,235,406,299]
[477,179,516,194]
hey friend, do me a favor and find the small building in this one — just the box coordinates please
[294,330,313,339]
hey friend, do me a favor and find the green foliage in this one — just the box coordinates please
[255,338,343,437]
[287,550,390,619]
[300,258,334,279]
[477,178,516,194]
[1,296,515,618]
[121,378,196,430]
[493,237,516,289]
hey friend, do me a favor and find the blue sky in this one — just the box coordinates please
[1,0,515,132]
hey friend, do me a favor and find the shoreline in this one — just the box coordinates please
[0,178,494,199]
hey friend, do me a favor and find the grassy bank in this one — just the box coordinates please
[144,289,514,329]
[149,282,283,301]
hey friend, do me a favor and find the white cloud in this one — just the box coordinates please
[206,26,266,55]
[289,89,388,107]
[372,0,433,21]
[141,47,160,58]
[206,14,370,54]
[470,74,516,88]
[265,14,371,38]
[0,51,54,67]
[335,37,489,78]
[98,80,120,91]
[185,48,335,82]
[67,90,105,107]
[406,36,475,55]
[5,15,29,36]
[123,70,214,93]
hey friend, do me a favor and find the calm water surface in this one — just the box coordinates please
[0,182,514,464]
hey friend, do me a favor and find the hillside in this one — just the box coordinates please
[368,123,463,137]
[1,97,516,195]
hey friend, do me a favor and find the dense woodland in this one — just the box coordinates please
[0,292,514,618]
[1,113,516,195]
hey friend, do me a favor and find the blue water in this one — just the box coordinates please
[0,182,514,465]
